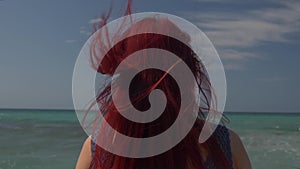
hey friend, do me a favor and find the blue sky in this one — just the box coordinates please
[0,0,299,112]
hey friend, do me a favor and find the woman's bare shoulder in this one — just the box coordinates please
[227,129,252,169]
[75,136,92,169]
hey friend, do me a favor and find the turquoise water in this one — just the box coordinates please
[0,109,299,169]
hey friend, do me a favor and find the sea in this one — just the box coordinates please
[0,109,299,169]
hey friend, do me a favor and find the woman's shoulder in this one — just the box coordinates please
[212,125,233,165]
[226,127,252,169]
[75,136,93,169]
[211,125,251,169]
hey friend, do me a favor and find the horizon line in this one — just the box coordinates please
[0,107,299,114]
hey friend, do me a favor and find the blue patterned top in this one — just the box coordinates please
[91,125,233,169]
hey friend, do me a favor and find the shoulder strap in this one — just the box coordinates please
[91,136,96,157]
[213,125,233,168]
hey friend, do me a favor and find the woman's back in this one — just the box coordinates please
[90,125,233,169]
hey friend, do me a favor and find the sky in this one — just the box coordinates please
[0,0,299,112]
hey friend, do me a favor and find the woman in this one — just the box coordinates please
[76,1,252,169]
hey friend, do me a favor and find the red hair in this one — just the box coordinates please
[84,1,231,169]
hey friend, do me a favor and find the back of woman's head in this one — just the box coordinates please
[86,2,231,169]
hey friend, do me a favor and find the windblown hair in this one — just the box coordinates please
[84,1,231,169]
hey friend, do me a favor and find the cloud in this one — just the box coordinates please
[80,30,92,36]
[202,20,290,47]
[219,49,258,60]
[218,49,261,70]
[188,1,300,47]
[251,1,300,27]
[183,0,300,70]
[89,18,102,24]
[79,26,92,36]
